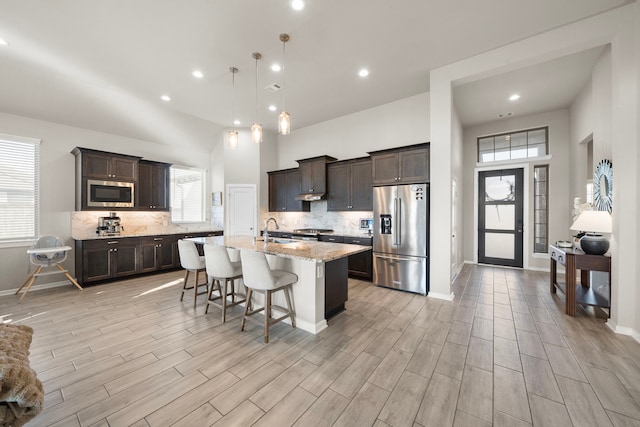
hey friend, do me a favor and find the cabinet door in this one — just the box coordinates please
[82,245,112,282]
[157,239,176,270]
[327,163,350,211]
[138,162,153,209]
[152,164,170,210]
[111,157,137,181]
[113,242,138,276]
[299,160,327,194]
[268,172,287,212]
[285,170,309,212]
[140,240,158,272]
[350,160,373,211]
[299,162,314,193]
[398,148,429,183]
[83,152,112,180]
[371,153,399,185]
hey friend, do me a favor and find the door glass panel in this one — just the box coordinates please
[485,233,514,259]
[485,205,515,230]
[485,175,515,201]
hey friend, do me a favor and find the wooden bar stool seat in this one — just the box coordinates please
[239,250,296,343]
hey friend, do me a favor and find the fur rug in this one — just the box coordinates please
[0,324,43,427]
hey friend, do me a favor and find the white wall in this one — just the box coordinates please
[569,75,593,201]
[451,107,465,279]
[275,93,429,168]
[431,3,638,333]
[462,109,571,270]
[0,111,213,293]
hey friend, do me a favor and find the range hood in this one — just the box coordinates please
[295,192,326,201]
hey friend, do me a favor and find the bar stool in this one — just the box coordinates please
[177,239,208,309]
[239,250,296,343]
[204,244,245,322]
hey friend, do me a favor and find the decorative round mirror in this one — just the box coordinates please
[593,159,613,212]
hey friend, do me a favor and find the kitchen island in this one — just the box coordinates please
[187,235,370,334]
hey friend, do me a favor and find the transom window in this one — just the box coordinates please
[478,127,548,163]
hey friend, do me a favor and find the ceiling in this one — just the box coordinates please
[0,0,630,149]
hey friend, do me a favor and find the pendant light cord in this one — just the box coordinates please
[281,39,286,111]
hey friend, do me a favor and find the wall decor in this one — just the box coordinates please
[593,159,613,212]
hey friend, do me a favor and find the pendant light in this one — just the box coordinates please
[227,67,239,149]
[278,34,291,135]
[251,52,263,144]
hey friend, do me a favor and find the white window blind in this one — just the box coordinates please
[0,135,40,243]
[170,165,206,223]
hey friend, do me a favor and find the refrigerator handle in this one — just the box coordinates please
[397,197,401,246]
[393,197,399,246]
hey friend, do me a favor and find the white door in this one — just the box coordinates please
[226,184,257,237]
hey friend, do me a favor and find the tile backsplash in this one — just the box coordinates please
[260,201,373,236]
[71,211,218,239]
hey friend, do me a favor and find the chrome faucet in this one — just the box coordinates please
[263,217,279,241]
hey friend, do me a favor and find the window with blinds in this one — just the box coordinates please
[0,135,40,243]
[170,165,206,223]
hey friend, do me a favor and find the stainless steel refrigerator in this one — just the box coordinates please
[373,184,429,295]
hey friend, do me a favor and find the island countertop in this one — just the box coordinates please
[187,235,370,262]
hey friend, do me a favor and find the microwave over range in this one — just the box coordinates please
[87,179,135,208]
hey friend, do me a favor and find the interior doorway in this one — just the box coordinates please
[478,168,524,267]
[226,184,257,237]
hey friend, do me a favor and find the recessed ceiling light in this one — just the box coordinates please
[271,64,282,72]
[233,119,241,125]
[192,70,204,79]
[290,0,305,11]
[358,69,369,78]
[0,38,8,46]
[161,95,171,101]
[509,94,520,101]
[268,105,277,112]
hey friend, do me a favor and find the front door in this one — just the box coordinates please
[478,168,524,267]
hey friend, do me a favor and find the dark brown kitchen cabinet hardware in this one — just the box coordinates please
[268,169,310,212]
[369,143,430,185]
[72,147,139,181]
[138,160,171,211]
[327,158,372,211]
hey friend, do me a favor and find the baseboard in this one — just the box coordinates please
[428,291,455,301]
[0,279,73,297]
[606,319,640,343]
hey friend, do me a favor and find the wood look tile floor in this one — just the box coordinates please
[3,265,640,426]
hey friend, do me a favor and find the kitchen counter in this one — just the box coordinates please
[187,235,370,262]
[72,229,223,240]
[188,235,366,334]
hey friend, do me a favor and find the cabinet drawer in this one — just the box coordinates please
[550,248,566,265]
[319,235,344,243]
[344,236,372,246]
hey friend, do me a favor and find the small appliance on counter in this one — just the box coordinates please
[96,212,123,236]
[359,218,374,235]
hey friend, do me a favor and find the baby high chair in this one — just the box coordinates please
[16,236,83,302]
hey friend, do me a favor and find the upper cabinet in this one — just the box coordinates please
[268,169,310,212]
[327,158,372,211]
[296,155,337,196]
[369,143,430,185]
[72,147,139,182]
[138,160,171,211]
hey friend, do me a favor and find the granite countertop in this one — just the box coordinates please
[267,229,373,240]
[187,235,371,262]
[72,229,223,241]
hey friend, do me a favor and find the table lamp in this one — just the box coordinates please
[569,210,612,255]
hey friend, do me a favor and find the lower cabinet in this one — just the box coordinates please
[140,236,176,272]
[75,231,222,285]
[76,237,140,283]
[319,235,372,281]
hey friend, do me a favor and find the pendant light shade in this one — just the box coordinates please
[227,67,239,148]
[251,52,263,144]
[278,33,291,135]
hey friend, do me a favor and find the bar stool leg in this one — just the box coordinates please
[180,270,190,301]
[283,286,295,328]
[241,288,253,331]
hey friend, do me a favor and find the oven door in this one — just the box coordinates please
[87,180,134,208]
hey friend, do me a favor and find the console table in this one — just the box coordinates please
[549,244,611,316]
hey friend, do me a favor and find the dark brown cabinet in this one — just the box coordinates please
[319,234,372,280]
[327,158,372,211]
[76,238,140,283]
[138,160,171,210]
[370,144,430,185]
[297,155,337,195]
[72,147,139,181]
[140,236,176,272]
[268,169,310,212]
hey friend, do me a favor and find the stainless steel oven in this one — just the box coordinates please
[87,179,134,208]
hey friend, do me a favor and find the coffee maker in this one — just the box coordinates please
[97,212,123,236]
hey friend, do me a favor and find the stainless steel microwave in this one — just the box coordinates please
[87,179,134,208]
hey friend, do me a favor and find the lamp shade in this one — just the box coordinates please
[569,210,612,233]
